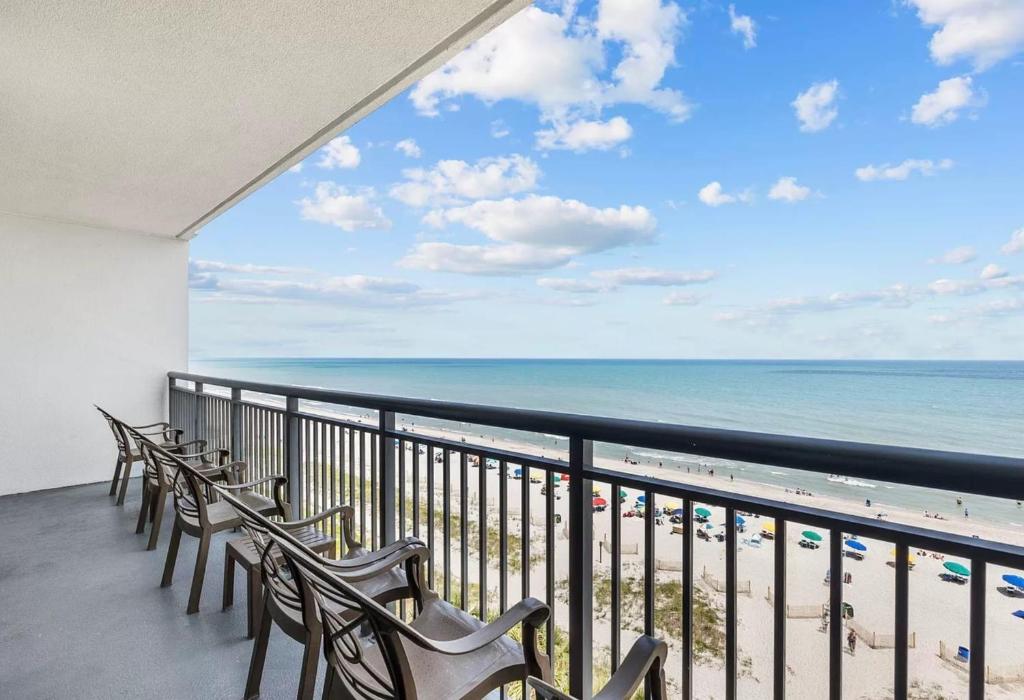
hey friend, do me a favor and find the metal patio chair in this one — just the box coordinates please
[160,452,286,614]
[528,635,668,700]
[96,405,203,505]
[134,436,230,550]
[274,535,553,700]
[219,489,431,700]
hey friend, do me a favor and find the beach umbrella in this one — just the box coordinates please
[762,522,775,533]
[845,540,867,552]
[513,468,522,478]
[592,497,608,508]
[1002,574,1024,588]
[695,507,712,518]
[619,488,628,499]
[889,548,917,564]
[704,523,714,530]
[736,515,746,526]
[671,508,685,517]
[944,561,971,577]
[663,501,679,511]
[1013,610,1024,620]
[592,486,602,496]
[637,495,646,503]
[802,530,823,542]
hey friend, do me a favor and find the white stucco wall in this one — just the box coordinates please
[0,213,188,495]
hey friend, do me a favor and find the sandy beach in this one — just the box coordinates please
[372,423,1024,700]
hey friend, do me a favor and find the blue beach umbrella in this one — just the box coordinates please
[1013,610,1024,620]
[671,508,685,517]
[1002,574,1024,588]
[514,468,522,478]
[735,515,746,526]
[637,495,646,504]
[846,540,868,552]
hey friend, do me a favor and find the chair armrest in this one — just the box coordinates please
[323,535,425,570]
[132,421,170,430]
[408,597,550,657]
[218,474,287,492]
[590,635,668,700]
[165,439,208,453]
[219,472,288,515]
[321,539,429,582]
[278,504,350,531]
[177,448,230,465]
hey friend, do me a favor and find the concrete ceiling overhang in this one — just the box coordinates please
[0,1,529,239]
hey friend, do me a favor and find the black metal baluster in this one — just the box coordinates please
[521,462,530,602]
[829,529,842,700]
[682,498,693,700]
[894,541,909,700]
[644,490,655,700]
[611,481,622,674]
[412,442,420,540]
[443,448,452,602]
[499,459,508,615]
[427,444,435,590]
[568,438,594,699]
[478,453,488,620]
[460,451,469,611]
[773,519,787,700]
[725,505,737,700]
[545,467,555,667]
[968,558,986,700]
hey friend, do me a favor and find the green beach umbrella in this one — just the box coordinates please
[695,507,712,518]
[802,530,823,542]
[944,561,971,577]
[619,488,628,498]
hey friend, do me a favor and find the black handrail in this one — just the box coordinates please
[168,370,1024,501]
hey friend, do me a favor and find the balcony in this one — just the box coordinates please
[5,371,1021,699]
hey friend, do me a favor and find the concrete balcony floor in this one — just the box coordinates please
[0,480,317,698]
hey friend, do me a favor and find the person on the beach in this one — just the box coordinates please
[847,629,857,654]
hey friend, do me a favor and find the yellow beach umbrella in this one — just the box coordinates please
[662,501,679,512]
[889,548,917,565]
[762,522,776,533]
[592,486,602,496]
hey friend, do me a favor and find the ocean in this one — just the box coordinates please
[189,358,1024,524]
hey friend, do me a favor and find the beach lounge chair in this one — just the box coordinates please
[957,646,970,662]
[219,488,429,700]
[672,525,685,536]
[529,635,668,700]
[273,534,552,699]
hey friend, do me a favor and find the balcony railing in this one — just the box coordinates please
[167,370,1024,700]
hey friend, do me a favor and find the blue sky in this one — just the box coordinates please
[190,0,1024,360]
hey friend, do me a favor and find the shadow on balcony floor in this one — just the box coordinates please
[0,480,315,699]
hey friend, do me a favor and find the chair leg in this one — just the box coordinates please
[247,566,262,640]
[135,484,151,534]
[161,521,182,587]
[115,456,134,506]
[146,491,167,551]
[223,550,235,611]
[187,532,211,615]
[321,666,336,700]
[109,455,124,497]
[244,603,273,700]
[297,629,322,700]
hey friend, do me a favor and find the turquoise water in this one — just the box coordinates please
[189,358,1024,523]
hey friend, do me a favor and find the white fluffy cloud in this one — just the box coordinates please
[394,139,422,158]
[767,176,812,202]
[537,268,716,296]
[906,0,1024,70]
[663,291,702,306]
[297,183,391,232]
[190,260,300,275]
[928,245,976,264]
[423,195,655,253]
[855,158,953,181]
[980,263,1008,280]
[317,135,361,169]
[389,155,539,207]
[592,267,716,286]
[410,2,690,130]
[728,5,757,49]
[792,80,839,132]
[400,242,576,275]
[403,195,656,275]
[536,116,633,152]
[697,181,751,207]
[910,76,980,127]
[1002,227,1024,255]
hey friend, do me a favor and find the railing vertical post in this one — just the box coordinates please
[285,396,300,519]
[167,376,175,425]
[230,388,242,461]
[568,437,594,700]
[379,409,396,548]
[193,381,204,444]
